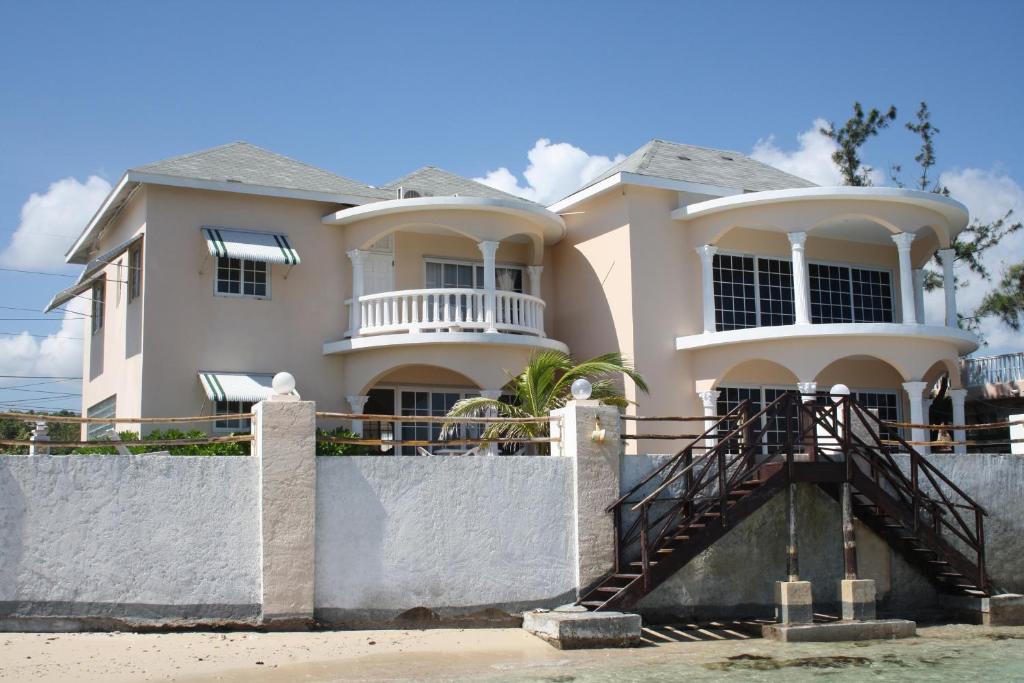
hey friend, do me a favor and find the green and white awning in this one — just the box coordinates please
[199,372,276,403]
[201,227,300,265]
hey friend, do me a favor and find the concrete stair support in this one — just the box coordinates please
[522,610,641,649]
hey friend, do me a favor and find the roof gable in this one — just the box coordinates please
[384,166,534,204]
[132,141,392,201]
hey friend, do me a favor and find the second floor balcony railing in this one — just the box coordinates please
[346,288,547,338]
[961,352,1024,388]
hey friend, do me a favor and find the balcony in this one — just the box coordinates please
[962,352,1024,399]
[348,288,546,337]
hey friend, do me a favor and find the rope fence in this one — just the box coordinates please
[315,411,559,424]
[0,411,253,424]
[0,435,253,448]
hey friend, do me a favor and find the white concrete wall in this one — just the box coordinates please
[315,456,576,626]
[0,455,260,629]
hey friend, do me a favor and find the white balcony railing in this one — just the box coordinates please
[347,288,546,338]
[962,352,1024,388]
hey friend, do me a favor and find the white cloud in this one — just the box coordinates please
[921,167,1024,353]
[751,118,885,187]
[0,304,83,381]
[0,175,111,270]
[475,139,625,205]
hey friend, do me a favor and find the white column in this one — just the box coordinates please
[347,394,369,437]
[346,249,367,335]
[913,269,926,324]
[480,389,503,456]
[28,421,49,456]
[699,389,720,449]
[788,232,811,325]
[938,248,957,327]
[949,388,967,455]
[697,245,718,333]
[527,265,543,298]
[891,233,917,324]
[902,381,929,450]
[479,240,499,333]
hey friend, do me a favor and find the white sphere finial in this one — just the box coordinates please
[830,383,851,403]
[570,378,593,401]
[272,372,296,396]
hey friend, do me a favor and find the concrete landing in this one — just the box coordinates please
[522,610,642,649]
[944,594,1024,626]
[763,619,916,642]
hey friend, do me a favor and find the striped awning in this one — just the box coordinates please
[45,234,143,313]
[199,372,276,403]
[201,227,300,265]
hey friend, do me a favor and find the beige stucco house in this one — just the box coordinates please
[49,140,977,452]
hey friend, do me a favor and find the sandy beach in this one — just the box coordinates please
[3,623,1024,682]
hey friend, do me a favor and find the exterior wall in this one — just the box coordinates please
[0,454,260,628]
[140,186,351,422]
[80,189,148,435]
[314,456,577,626]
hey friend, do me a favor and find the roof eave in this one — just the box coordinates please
[547,172,741,214]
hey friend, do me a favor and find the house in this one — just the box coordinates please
[49,140,977,451]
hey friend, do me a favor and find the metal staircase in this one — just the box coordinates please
[579,393,991,612]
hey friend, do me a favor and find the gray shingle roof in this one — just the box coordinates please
[132,141,393,201]
[383,166,535,203]
[571,139,817,199]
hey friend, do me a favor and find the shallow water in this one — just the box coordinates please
[473,625,1024,683]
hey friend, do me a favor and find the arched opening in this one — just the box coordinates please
[715,358,800,388]
[814,355,908,439]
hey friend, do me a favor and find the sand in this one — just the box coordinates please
[2,623,1024,682]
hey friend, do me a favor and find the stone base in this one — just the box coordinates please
[763,619,916,642]
[841,579,877,621]
[944,594,1024,626]
[522,610,642,649]
[775,580,813,624]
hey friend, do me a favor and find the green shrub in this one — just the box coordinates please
[316,427,373,456]
[69,429,249,456]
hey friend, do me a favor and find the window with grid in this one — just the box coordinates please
[424,260,524,293]
[713,254,757,330]
[853,391,900,442]
[213,400,253,432]
[216,257,268,298]
[757,258,795,326]
[810,263,893,323]
[715,386,762,453]
[86,395,116,440]
[91,279,105,334]
[400,390,465,455]
[761,388,800,452]
[128,244,142,302]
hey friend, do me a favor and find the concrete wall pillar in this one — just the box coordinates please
[28,421,49,456]
[254,397,317,627]
[788,232,811,325]
[1011,413,1024,456]
[551,400,621,596]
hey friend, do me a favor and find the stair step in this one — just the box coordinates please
[629,561,658,568]
[927,560,951,566]
[656,548,674,555]
[594,587,623,593]
[579,601,605,608]
[938,572,965,578]
[883,523,904,528]
[912,548,936,553]
[673,535,690,541]
[703,512,722,518]
[612,574,641,580]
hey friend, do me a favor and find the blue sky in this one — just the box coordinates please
[1,0,1022,411]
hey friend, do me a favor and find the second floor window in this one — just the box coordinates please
[216,257,268,298]
[91,279,105,334]
[128,243,142,302]
[424,260,523,293]
[713,254,794,331]
[809,264,893,323]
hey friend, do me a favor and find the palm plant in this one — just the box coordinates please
[442,351,648,448]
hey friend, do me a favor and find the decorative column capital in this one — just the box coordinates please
[696,244,718,263]
[477,240,500,259]
[901,381,928,397]
[891,232,916,251]
[948,388,968,401]
[797,382,818,401]
[698,389,720,411]
[480,389,503,400]
[346,395,369,412]
[346,249,368,265]
[787,231,808,249]
[527,265,544,277]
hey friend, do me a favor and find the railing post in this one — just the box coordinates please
[717,446,728,523]
[976,510,986,592]
[640,503,650,593]
[683,447,694,518]
[911,456,920,531]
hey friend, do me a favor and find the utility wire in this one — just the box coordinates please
[0,267,77,278]
[0,331,82,339]
[0,387,81,396]
[0,374,82,379]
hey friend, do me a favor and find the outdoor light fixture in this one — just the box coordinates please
[830,383,851,403]
[591,417,607,444]
[271,372,299,401]
[571,378,592,401]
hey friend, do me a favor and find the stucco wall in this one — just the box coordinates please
[0,454,260,628]
[621,453,1024,620]
[315,456,576,626]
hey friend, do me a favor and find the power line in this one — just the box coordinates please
[0,331,83,340]
[0,305,62,314]
[0,379,80,391]
[0,374,82,379]
[0,387,80,396]
[0,317,86,322]
[0,266,77,278]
